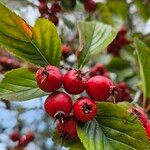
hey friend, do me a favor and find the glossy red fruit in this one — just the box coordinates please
[25,132,35,142]
[86,75,113,101]
[73,97,97,122]
[19,135,28,147]
[10,131,20,142]
[63,69,86,95]
[44,92,72,119]
[56,117,77,139]
[145,122,150,140]
[128,107,148,127]
[35,65,63,92]
[84,0,97,12]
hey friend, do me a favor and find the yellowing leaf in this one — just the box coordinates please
[0,3,61,67]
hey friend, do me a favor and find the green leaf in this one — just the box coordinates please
[32,19,61,67]
[97,3,113,25]
[96,103,150,149]
[108,0,128,19]
[78,102,150,150]
[0,68,46,101]
[106,57,134,82]
[78,119,113,150]
[134,39,150,106]
[0,3,61,67]
[135,0,150,21]
[53,132,85,150]
[77,21,117,68]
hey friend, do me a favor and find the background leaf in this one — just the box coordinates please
[134,39,150,106]
[0,68,46,101]
[97,3,113,25]
[0,3,61,67]
[77,21,117,68]
[77,102,149,150]
[135,0,150,21]
[107,0,128,19]
[106,57,135,82]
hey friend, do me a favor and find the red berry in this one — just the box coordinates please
[84,0,97,12]
[38,2,48,15]
[107,27,130,56]
[145,122,150,140]
[128,107,148,127]
[44,92,72,119]
[39,0,47,3]
[61,44,72,56]
[114,82,131,102]
[89,64,109,78]
[19,135,28,147]
[10,131,20,142]
[25,132,35,142]
[49,14,59,26]
[35,65,63,92]
[63,69,86,95]
[56,117,77,139]
[73,97,97,122]
[51,2,61,14]
[86,76,113,101]
[118,27,128,35]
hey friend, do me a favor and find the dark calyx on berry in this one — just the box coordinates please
[35,65,63,92]
[73,97,97,122]
[44,91,73,119]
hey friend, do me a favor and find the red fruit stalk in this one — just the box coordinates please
[73,97,97,122]
[44,92,73,119]
[35,65,63,92]
[63,69,87,95]
[56,117,77,139]
[86,75,114,101]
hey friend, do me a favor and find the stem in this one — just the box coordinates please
[126,0,134,33]
[131,90,141,104]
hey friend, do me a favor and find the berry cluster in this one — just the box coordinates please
[107,27,131,56]
[35,65,116,139]
[10,131,35,147]
[38,0,61,26]
[128,107,150,140]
